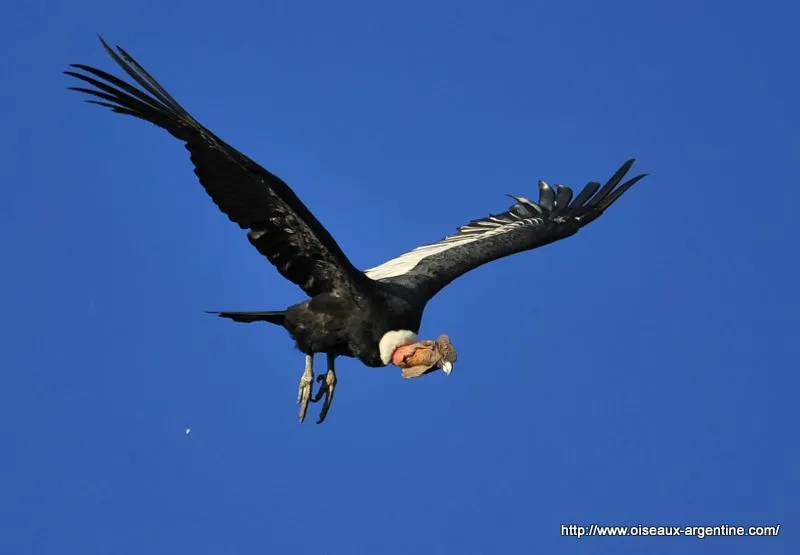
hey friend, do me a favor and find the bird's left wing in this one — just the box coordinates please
[66,38,367,298]
[364,160,646,301]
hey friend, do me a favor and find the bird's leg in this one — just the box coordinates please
[311,353,337,424]
[297,354,314,423]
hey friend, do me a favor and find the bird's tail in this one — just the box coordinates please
[207,310,287,326]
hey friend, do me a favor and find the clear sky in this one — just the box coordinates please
[1,1,798,554]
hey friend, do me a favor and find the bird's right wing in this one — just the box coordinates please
[364,160,647,302]
[66,38,368,298]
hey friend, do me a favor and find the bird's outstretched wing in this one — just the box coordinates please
[66,37,367,298]
[364,160,647,301]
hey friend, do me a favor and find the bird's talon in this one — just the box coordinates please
[297,356,314,423]
[311,382,326,403]
[314,368,337,424]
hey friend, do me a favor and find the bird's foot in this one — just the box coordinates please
[297,355,314,423]
[311,355,337,424]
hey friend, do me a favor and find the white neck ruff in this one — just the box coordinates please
[379,330,418,365]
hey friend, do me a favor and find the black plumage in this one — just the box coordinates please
[66,37,647,423]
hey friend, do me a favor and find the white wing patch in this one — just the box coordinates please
[364,196,546,280]
[363,161,644,282]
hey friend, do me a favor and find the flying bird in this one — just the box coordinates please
[66,37,647,424]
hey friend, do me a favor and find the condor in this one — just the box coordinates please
[66,38,647,423]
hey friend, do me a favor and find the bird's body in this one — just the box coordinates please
[283,288,424,367]
[66,37,647,423]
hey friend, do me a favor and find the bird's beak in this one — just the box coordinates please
[441,360,453,375]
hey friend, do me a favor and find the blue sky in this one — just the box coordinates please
[1,1,798,553]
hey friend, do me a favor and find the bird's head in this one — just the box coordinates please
[391,335,458,379]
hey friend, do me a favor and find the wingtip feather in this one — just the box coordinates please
[537,180,556,211]
[596,172,648,211]
[98,35,114,55]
